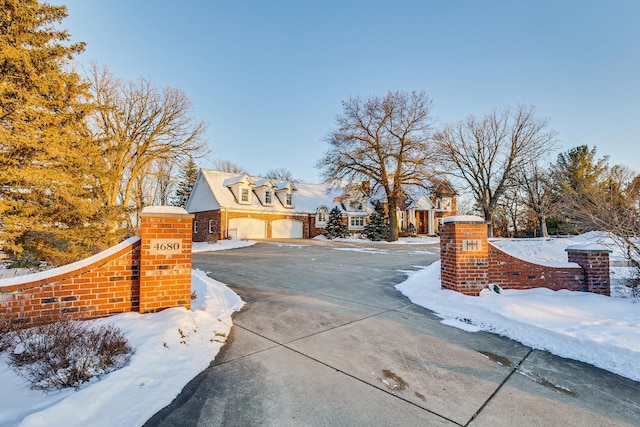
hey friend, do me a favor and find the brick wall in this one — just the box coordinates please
[309,215,325,238]
[440,217,489,296]
[193,210,221,242]
[567,249,611,296]
[138,209,193,313]
[440,216,611,296]
[0,207,195,326]
[0,238,141,326]
[488,244,584,291]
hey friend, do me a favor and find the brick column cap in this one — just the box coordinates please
[443,215,485,224]
[565,244,612,254]
[139,206,194,219]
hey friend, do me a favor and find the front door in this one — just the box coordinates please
[417,211,429,234]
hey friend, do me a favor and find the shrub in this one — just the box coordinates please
[2,317,132,390]
[0,317,12,352]
[325,207,348,239]
[364,201,389,241]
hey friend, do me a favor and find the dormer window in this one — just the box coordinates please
[241,187,250,203]
[285,193,292,206]
[225,174,255,205]
[265,190,272,205]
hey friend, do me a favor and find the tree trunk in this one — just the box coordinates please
[538,214,548,238]
[484,207,495,238]
[387,196,399,241]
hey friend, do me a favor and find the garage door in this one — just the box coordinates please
[229,218,266,239]
[272,219,303,238]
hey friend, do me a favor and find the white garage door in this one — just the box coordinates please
[272,219,303,238]
[229,218,266,239]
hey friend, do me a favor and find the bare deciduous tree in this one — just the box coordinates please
[264,167,296,182]
[87,64,208,221]
[495,184,525,237]
[434,104,556,236]
[517,161,555,237]
[317,90,436,241]
[210,159,247,175]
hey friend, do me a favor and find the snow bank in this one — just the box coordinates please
[0,270,244,427]
[192,239,256,253]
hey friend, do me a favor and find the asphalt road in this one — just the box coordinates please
[145,239,640,426]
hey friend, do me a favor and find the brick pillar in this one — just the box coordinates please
[139,206,194,313]
[440,216,488,296]
[566,246,612,296]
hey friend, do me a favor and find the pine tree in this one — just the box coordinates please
[364,201,389,241]
[172,157,199,208]
[325,207,348,239]
[0,0,114,267]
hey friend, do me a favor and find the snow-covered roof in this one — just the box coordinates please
[223,174,253,187]
[191,170,352,215]
[407,194,435,210]
[274,180,297,191]
[252,178,275,188]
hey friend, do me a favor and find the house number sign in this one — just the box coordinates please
[149,239,182,255]
[462,239,481,252]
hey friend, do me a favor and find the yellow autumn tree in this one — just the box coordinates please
[0,0,117,267]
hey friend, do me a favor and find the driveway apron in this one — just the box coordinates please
[145,240,640,427]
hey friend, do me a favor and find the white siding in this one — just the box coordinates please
[228,218,266,239]
[271,219,303,238]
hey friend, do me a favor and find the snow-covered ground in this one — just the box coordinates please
[0,240,250,427]
[192,239,256,253]
[313,234,441,245]
[397,232,640,383]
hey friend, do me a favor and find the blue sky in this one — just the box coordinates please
[58,0,640,183]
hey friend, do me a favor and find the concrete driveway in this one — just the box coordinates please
[145,239,640,426]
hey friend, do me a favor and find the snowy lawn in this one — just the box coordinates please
[0,268,244,427]
[313,235,440,245]
[396,232,640,383]
[192,239,256,253]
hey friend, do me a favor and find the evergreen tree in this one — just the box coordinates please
[325,207,348,239]
[172,157,199,208]
[364,201,389,241]
[0,0,114,267]
[551,145,610,233]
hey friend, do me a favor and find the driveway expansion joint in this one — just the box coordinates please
[463,347,534,426]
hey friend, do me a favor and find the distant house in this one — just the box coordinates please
[186,169,455,241]
[401,180,457,235]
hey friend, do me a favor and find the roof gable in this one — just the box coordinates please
[224,174,254,188]
[252,178,276,189]
[408,194,436,210]
[186,170,220,212]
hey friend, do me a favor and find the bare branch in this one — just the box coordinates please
[434,104,556,236]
